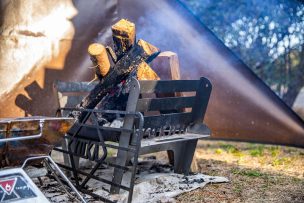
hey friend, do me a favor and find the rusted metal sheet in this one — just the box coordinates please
[117,0,304,148]
[0,0,303,148]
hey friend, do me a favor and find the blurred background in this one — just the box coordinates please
[181,0,304,107]
[0,0,304,147]
[0,1,303,201]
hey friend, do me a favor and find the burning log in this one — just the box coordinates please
[111,19,136,60]
[111,19,160,81]
[76,39,160,121]
[74,19,161,122]
[88,43,111,80]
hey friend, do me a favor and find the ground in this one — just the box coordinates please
[176,140,304,203]
[33,140,304,202]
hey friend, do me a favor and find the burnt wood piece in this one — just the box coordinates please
[88,43,111,79]
[106,46,117,63]
[76,39,160,122]
[111,19,136,60]
[111,19,160,80]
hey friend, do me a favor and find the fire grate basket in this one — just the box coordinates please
[53,108,144,203]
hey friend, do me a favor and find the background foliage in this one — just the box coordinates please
[181,0,304,106]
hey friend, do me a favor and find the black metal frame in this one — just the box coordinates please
[52,77,212,202]
[53,108,144,203]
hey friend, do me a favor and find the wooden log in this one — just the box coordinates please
[137,61,160,80]
[151,51,181,80]
[111,19,160,80]
[88,43,111,79]
[111,19,136,60]
[140,52,182,116]
[150,51,182,99]
[76,39,160,121]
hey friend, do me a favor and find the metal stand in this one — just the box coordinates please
[22,156,86,203]
[0,118,87,203]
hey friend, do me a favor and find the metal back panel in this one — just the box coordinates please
[53,81,97,115]
[136,77,212,137]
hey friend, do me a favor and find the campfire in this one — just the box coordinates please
[0,18,216,203]
[75,19,161,123]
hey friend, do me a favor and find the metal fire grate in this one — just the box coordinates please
[53,108,144,203]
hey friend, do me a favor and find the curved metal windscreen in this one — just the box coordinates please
[117,0,304,147]
[1,0,303,147]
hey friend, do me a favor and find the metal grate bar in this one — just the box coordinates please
[57,163,131,191]
[53,147,130,171]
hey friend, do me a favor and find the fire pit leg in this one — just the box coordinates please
[171,140,198,175]
[110,79,140,194]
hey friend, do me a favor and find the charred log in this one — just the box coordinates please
[111,19,136,60]
[76,39,160,121]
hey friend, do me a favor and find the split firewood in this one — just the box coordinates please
[88,43,111,80]
[112,19,160,81]
[76,39,160,121]
[111,19,136,60]
[151,52,197,170]
[151,51,181,99]
[151,51,182,98]
[137,61,160,80]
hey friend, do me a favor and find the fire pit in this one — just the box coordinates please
[49,18,213,203]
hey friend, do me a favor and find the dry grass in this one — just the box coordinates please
[176,140,304,203]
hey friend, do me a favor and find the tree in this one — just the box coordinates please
[181,0,304,106]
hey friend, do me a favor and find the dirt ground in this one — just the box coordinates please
[176,140,304,203]
[31,140,304,202]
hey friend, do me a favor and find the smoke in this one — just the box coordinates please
[116,0,304,146]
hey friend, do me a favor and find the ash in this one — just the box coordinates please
[32,158,228,203]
